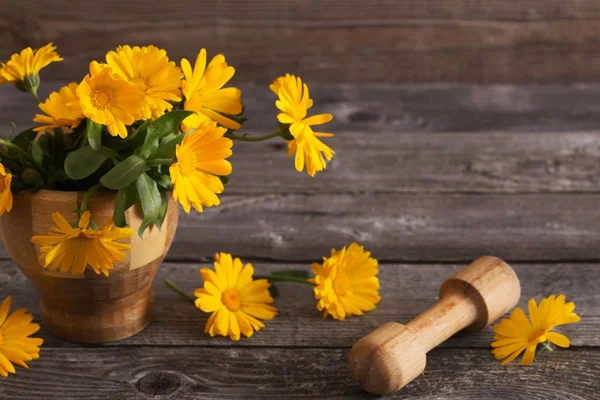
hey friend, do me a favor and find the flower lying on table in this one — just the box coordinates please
[491,294,580,365]
[0,297,43,377]
[0,43,336,278]
[166,243,380,340]
[196,253,277,341]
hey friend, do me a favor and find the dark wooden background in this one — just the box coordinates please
[2,1,600,84]
[0,2,600,399]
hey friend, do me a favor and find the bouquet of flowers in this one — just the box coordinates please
[0,43,336,275]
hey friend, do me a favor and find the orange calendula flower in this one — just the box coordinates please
[31,210,134,276]
[181,49,243,131]
[271,74,334,176]
[0,43,62,93]
[33,82,84,132]
[170,121,233,213]
[0,163,12,216]
[491,294,581,366]
[105,45,182,120]
[195,253,277,340]
[310,243,380,320]
[0,296,43,378]
[77,61,145,138]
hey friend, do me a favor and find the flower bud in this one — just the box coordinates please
[15,74,40,95]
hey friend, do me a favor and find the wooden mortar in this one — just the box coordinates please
[348,256,521,395]
[0,190,179,343]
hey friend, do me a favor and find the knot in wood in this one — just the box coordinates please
[136,371,181,396]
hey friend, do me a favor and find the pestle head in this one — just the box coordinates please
[439,256,521,331]
[348,322,426,395]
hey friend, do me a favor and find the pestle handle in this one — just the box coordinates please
[349,256,521,395]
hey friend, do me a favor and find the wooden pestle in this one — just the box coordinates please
[348,256,521,395]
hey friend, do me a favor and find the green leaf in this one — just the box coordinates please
[30,141,43,165]
[151,173,173,190]
[139,110,193,158]
[135,173,162,237]
[100,155,149,190]
[11,128,37,150]
[218,176,230,186]
[113,120,149,151]
[113,183,140,228]
[271,270,311,279]
[64,146,119,180]
[153,191,169,230]
[148,132,184,160]
[86,119,103,150]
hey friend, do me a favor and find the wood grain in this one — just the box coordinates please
[2,261,596,348]
[2,3,600,83]
[0,347,596,399]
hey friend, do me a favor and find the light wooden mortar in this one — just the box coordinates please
[349,256,521,395]
[0,189,179,343]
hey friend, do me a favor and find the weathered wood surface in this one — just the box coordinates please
[0,85,598,398]
[0,347,597,400]
[3,2,600,83]
[1,261,596,348]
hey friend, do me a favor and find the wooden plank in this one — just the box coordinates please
[167,193,600,262]
[6,1,600,25]
[2,192,600,262]
[226,130,600,194]
[2,3,600,83]
[2,261,597,348]
[6,84,600,134]
[0,346,596,399]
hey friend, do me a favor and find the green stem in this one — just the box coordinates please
[148,158,174,167]
[541,341,554,352]
[31,91,41,104]
[225,130,282,142]
[253,275,315,285]
[79,184,103,214]
[165,279,196,304]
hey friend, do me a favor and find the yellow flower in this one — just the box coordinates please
[491,294,581,366]
[0,296,43,378]
[310,243,380,320]
[271,74,334,176]
[194,253,277,341]
[78,61,145,138]
[106,45,182,120]
[181,49,243,131]
[31,210,134,276]
[33,82,84,132]
[0,43,62,93]
[0,163,12,216]
[170,121,232,213]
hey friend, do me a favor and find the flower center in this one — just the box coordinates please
[221,289,241,311]
[178,152,197,177]
[91,88,115,110]
[333,275,350,296]
[528,328,547,344]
